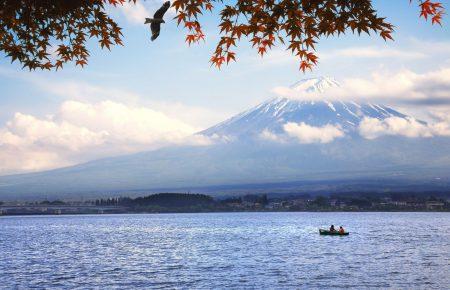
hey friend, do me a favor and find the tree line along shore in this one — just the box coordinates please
[1,192,449,216]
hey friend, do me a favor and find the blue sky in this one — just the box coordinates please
[1,0,449,174]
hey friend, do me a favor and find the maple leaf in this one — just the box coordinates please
[185,34,196,45]
[76,59,87,67]
[258,46,267,56]
[380,30,394,41]
[299,61,312,72]
[226,51,236,63]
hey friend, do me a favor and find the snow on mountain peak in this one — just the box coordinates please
[200,76,410,139]
[290,76,340,93]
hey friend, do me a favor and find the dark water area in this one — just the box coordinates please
[1,212,449,289]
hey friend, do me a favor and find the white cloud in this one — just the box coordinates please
[358,116,450,139]
[358,117,432,139]
[259,129,283,142]
[0,144,63,174]
[0,100,216,175]
[283,122,345,144]
[2,112,106,151]
[58,100,195,145]
[259,123,345,144]
[430,121,450,137]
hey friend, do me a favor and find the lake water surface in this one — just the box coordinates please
[1,212,449,289]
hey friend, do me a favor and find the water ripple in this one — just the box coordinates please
[0,212,449,289]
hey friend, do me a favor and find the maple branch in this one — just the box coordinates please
[0,0,445,71]
[174,0,444,71]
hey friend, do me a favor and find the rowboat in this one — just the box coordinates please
[319,229,349,236]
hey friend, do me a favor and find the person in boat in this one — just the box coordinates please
[339,226,345,234]
[329,225,336,232]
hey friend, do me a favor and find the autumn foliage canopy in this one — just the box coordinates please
[0,0,445,71]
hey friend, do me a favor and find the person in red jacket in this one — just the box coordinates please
[339,226,345,234]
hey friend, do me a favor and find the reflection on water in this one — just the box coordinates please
[1,212,449,288]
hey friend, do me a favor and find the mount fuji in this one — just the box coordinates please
[201,77,408,139]
[1,77,450,200]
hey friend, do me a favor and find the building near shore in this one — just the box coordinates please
[426,201,444,210]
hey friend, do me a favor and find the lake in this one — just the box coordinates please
[1,212,449,289]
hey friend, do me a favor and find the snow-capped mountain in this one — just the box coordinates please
[0,77,449,200]
[201,77,408,138]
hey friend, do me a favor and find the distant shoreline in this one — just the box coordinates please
[1,192,448,216]
[1,207,449,217]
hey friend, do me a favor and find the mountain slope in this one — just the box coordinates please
[1,136,449,200]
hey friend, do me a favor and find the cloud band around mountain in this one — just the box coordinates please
[260,116,450,145]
